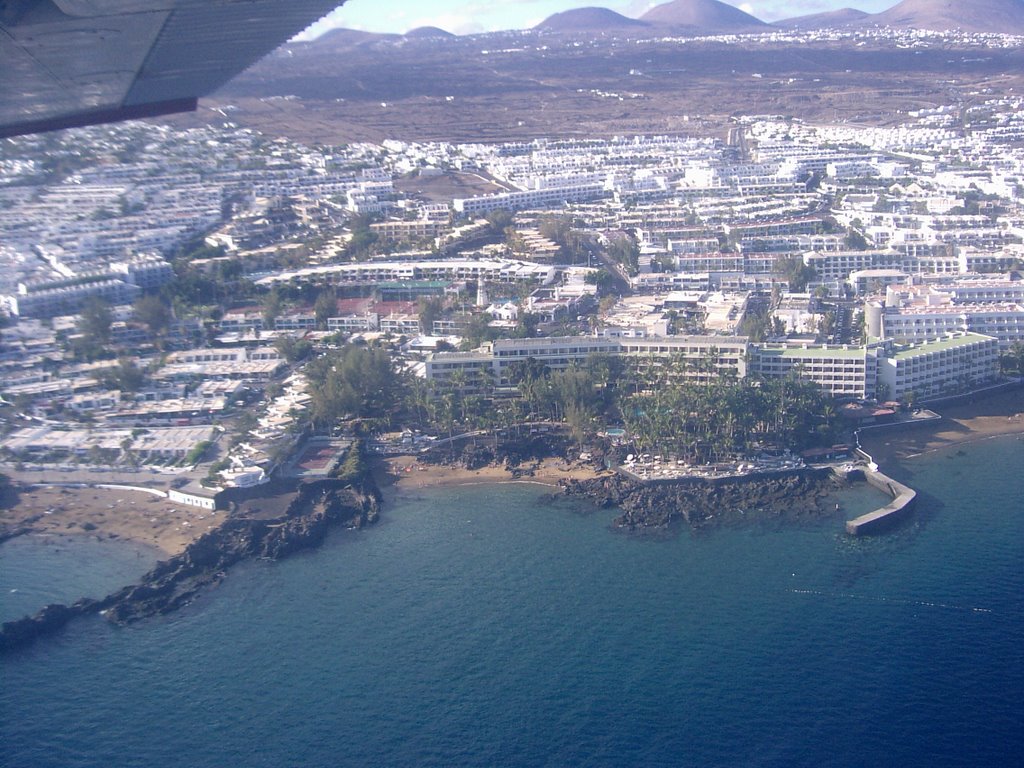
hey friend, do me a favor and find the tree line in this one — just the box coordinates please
[301,345,840,462]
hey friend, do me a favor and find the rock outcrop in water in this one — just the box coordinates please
[0,479,378,653]
[562,468,844,530]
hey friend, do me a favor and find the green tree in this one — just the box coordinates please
[117,358,145,392]
[417,296,444,335]
[551,366,599,447]
[185,440,213,465]
[485,208,514,232]
[816,311,836,341]
[305,345,406,430]
[1001,341,1024,375]
[78,296,113,347]
[460,314,497,350]
[133,294,172,337]
[513,312,539,339]
[537,216,590,264]
[584,268,616,294]
[606,233,640,275]
[774,255,817,292]
[348,214,379,259]
[508,357,552,416]
[332,440,367,484]
[314,289,337,330]
[538,215,571,244]
[262,287,282,330]
[844,227,869,250]
[273,337,313,363]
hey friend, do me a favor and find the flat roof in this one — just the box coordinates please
[428,352,492,362]
[890,333,995,360]
[378,281,449,289]
[889,302,1023,315]
[758,345,866,360]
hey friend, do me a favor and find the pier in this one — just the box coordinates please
[845,469,917,536]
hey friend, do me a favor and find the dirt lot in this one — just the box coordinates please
[1,486,225,556]
[393,170,508,202]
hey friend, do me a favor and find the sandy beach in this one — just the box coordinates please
[1,387,1019,555]
[858,387,1024,469]
[0,457,603,558]
[0,485,225,556]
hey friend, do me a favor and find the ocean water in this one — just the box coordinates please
[2,436,1023,768]
[0,534,159,623]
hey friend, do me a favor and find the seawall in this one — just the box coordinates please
[844,469,917,536]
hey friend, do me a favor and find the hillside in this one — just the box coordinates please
[640,0,770,31]
[868,0,1024,33]
[775,8,869,29]
[306,28,397,51]
[536,7,649,32]
[404,27,456,39]
[197,27,1024,147]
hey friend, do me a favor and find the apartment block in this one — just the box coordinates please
[752,343,880,399]
[877,333,1000,400]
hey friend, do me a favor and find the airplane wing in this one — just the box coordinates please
[0,0,346,138]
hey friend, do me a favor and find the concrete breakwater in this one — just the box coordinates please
[844,469,917,536]
[0,479,379,653]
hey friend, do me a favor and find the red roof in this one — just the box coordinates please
[374,300,418,315]
[335,297,374,314]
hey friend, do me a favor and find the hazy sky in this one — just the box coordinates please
[296,0,898,38]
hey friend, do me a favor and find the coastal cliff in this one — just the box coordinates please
[0,479,379,652]
[562,468,845,529]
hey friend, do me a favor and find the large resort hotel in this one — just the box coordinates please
[424,332,1000,401]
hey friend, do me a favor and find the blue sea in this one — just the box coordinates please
[3,435,1023,768]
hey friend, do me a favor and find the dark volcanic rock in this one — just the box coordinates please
[0,597,106,651]
[0,521,35,544]
[562,468,844,530]
[0,480,379,653]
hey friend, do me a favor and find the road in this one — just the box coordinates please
[593,245,633,295]
[1,463,199,490]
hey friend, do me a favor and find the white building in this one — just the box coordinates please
[425,335,749,388]
[752,343,880,399]
[877,333,1000,400]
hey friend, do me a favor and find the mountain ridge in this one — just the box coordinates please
[536,7,650,32]
[775,8,869,29]
[867,0,1024,33]
[640,0,771,31]
[302,1,1024,40]
[404,26,456,39]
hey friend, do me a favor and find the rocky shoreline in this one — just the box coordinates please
[1,458,848,653]
[0,479,379,653]
[561,467,847,530]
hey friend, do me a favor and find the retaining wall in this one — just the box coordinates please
[845,469,917,535]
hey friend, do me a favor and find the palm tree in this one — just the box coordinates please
[1004,341,1024,376]
[448,369,469,423]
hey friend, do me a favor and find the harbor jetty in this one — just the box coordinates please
[844,467,917,535]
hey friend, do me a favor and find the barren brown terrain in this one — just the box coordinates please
[159,31,1024,144]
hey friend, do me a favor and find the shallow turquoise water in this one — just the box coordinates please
[2,437,1022,767]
